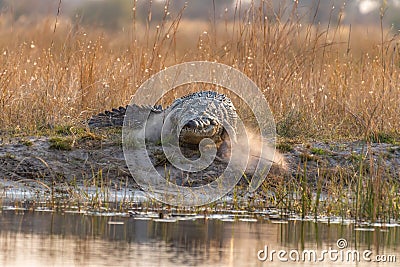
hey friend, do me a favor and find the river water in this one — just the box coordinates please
[0,210,399,266]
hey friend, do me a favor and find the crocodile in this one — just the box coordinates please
[88,91,238,149]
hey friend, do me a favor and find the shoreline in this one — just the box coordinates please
[1,133,399,219]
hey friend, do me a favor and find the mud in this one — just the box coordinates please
[0,134,399,192]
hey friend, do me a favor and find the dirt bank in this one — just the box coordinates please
[1,133,398,190]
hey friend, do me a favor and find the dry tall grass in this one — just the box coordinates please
[0,1,399,140]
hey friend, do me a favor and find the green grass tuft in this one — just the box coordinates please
[310,147,327,156]
[49,137,74,151]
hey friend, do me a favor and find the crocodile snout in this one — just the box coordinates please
[184,117,218,130]
[180,117,222,145]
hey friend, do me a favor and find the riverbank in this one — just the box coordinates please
[1,130,399,221]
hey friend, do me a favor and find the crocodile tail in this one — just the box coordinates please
[88,105,163,128]
[88,106,127,128]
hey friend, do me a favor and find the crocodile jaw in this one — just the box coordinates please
[179,122,223,145]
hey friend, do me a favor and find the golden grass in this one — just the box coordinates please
[0,2,399,141]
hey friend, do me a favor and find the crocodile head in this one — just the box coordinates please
[166,91,237,147]
[179,116,224,145]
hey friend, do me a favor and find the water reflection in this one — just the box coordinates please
[0,211,399,266]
